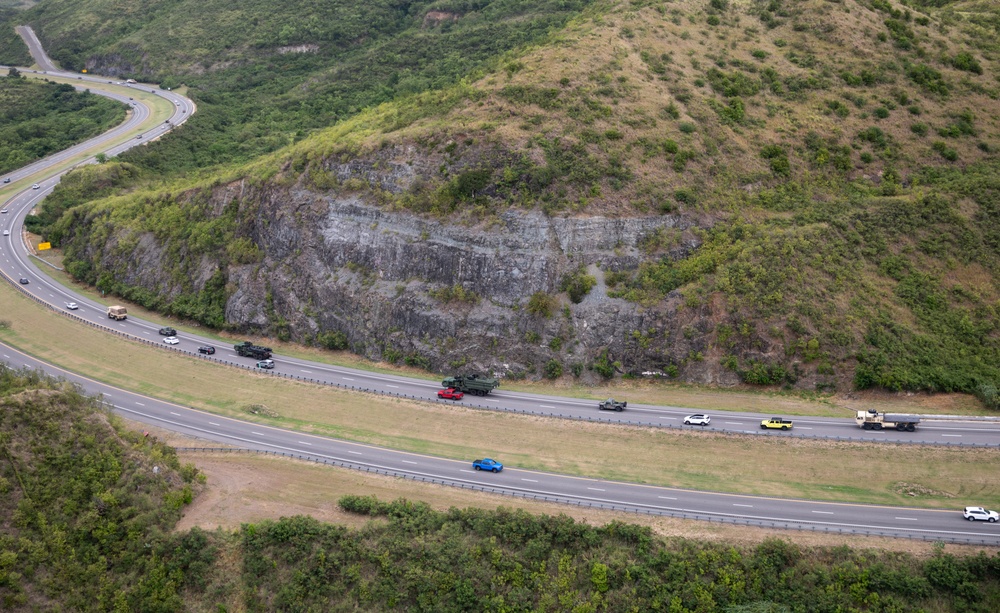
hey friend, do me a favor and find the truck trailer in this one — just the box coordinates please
[441,374,499,396]
[855,410,919,432]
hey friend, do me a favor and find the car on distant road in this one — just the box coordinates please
[256,359,275,369]
[158,327,177,336]
[964,507,998,522]
[66,302,78,310]
[3,230,9,236]
[163,336,179,345]
[1,208,7,212]
[198,346,216,355]
[437,388,464,400]
[684,414,711,426]
[32,184,40,189]
[2,178,10,183]
[18,277,29,284]
[472,458,503,473]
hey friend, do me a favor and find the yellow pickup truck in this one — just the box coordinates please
[760,417,793,430]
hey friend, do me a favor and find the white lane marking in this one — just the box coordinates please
[348,451,362,455]
[658,416,676,420]
[797,427,813,430]
[386,384,398,388]
[343,377,354,381]
[402,460,417,464]
[896,517,919,521]
[812,511,834,515]
[733,504,754,508]
[658,496,677,500]
[169,411,180,416]
[300,369,312,374]
[251,432,264,436]
[725,422,743,425]
[142,331,149,335]
[460,469,476,473]
[135,402,145,406]
[522,478,539,482]
[298,441,312,446]
[942,434,962,437]
[588,487,606,492]
[209,422,220,426]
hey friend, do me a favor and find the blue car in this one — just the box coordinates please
[472,458,503,473]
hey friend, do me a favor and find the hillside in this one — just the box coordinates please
[0,72,126,175]
[0,364,203,610]
[6,0,1000,398]
[2,367,1000,611]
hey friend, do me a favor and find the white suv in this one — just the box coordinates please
[683,414,711,426]
[963,507,998,522]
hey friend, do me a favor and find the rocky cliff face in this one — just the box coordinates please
[61,142,758,384]
[219,179,728,381]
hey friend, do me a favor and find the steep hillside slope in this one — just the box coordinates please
[0,0,591,171]
[0,365,203,610]
[23,0,1000,397]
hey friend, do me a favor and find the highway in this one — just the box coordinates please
[1,31,999,545]
[0,342,997,546]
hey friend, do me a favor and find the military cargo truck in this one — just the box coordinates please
[441,373,499,396]
[855,410,919,431]
[107,305,127,320]
[598,398,627,411]
[235,341,272,360]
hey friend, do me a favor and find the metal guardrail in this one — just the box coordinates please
[3,274,1000,449]
[174,446,1000,546]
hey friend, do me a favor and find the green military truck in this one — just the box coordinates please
[234,341,272,360]
[441,373,500,396]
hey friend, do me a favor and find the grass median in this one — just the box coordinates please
[2,283,997,511]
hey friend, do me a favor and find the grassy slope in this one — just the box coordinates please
[0,75,126,175]
[5,0,1000,398]
[0,365,203,610]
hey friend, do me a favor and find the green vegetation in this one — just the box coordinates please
[0,0,592,176]
[4,370,1000,610]
[0,73,125,175]
[5,0,1000,398]
[0,365,201,610]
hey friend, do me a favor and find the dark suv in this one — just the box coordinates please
[198,346,216,355]
[158,327,177,336]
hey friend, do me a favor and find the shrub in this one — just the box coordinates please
[526,292,557,317]
[560,266,597,303]
[591,350,617,379]
[910,123,928,136]
[951,52,982,75]
[317,330,349,350]
[544,359,563,379]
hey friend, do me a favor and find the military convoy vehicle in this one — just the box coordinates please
[235,341,272,360]
[855,410,920,432]
[598,398,627,412]
[107,305,127,320]
[441,373,499,396]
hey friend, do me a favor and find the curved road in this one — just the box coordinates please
[1,33,999,544]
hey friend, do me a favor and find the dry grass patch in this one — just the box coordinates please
[141,420,997,557]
